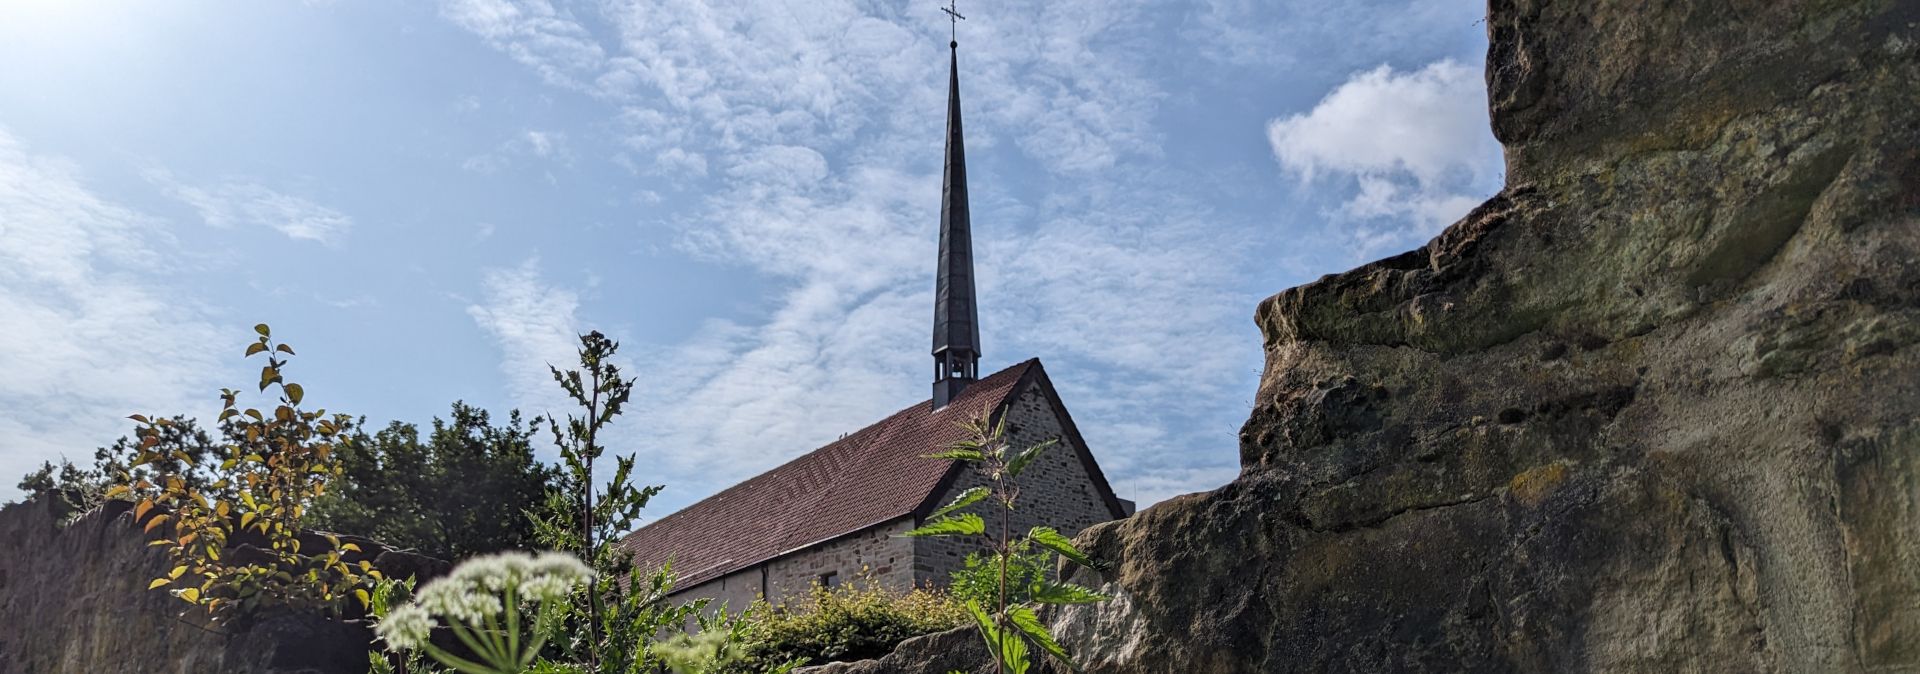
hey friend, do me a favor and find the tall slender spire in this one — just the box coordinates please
[931,22,978,410]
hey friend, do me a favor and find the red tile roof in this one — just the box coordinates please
[618,360,1039,588]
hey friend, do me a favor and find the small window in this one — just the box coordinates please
[819,571,840,588]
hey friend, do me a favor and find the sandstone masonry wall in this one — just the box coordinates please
[672,517,920,607]
[914,384,1119,586]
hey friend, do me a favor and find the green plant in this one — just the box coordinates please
[313,403,558,561]
[374,551,593,674]
[903,416,1108,674]
[726,576,963,672]
[950,542,1049,607]
[109,324,377,616]
[525,331,722,673]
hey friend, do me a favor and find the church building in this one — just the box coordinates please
[616,36,1131,607]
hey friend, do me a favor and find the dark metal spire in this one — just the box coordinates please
[932,27,978,410]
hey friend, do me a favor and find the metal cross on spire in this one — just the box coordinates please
[940,0,964,44]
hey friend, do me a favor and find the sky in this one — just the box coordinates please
[0,0,1503,514]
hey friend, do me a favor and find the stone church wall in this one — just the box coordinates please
[671,516,919,608]
[913,384,1118,586]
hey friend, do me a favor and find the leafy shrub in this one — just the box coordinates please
[725,577,967,673]
[110,324,378,616]
[949,542,1051,607]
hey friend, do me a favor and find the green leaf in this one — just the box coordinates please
[903,513,985,538]
[965,600,1000,652]
[1006,439,1057,478]
[1008,605,1073,669]
[930,486,990,519]
[1000,624,1032,674]
[1028,526,1097,568]
[925,448,985,462]
[1030,580,1109,605]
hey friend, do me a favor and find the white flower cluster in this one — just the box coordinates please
[374,551,593,651]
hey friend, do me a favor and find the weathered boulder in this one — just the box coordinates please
[0,497,440,674]
[835,0,1920,671]
[797,628,989,674]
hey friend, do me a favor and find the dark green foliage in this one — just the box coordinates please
[723,580,963,674]
[310,402,557,561]
[950,543,1050,607]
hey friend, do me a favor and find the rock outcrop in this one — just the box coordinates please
[832,0,1920,672]
[0,497,446,674]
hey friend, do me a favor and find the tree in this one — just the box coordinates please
[311,402,558,561]
[11,416,223,513]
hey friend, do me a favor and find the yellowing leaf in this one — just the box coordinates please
[353,589,370,607]
[285,383,304,406]
[133,499,154,521]
[245,342,268,356]
[148,578,171,590]
[254,323,270,337]
[177,587,201,603]
[143,514,170,534]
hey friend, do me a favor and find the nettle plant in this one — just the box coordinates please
[110,324,378,616]
[904,416,1108,674]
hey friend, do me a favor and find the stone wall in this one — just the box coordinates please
[811,1,1920,672]
[0,496,442,674]
[673,517,921,608]
[913,384,1120,586]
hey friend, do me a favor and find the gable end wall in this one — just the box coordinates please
[912,384,1119,586]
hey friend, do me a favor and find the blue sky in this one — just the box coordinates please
[0,0,1502,514]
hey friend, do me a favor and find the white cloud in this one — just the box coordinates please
[148,170,354,245]
[463,129,572,173]
[1267,59,1502,253]
[438,0,607,90]
[465,258,583,416]
[0,130,226,495]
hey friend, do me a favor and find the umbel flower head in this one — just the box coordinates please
[375,551,593,652]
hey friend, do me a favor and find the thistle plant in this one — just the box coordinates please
[375,551,594,674]
[904,416,1108,674]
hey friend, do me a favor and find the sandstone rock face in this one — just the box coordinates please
[0,497,431,674]
[833,1,1920,672]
